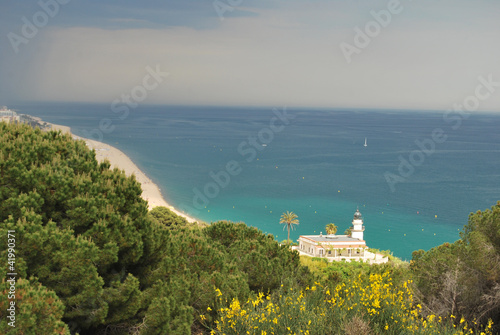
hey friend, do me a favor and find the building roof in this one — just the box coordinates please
[299,235,365,243]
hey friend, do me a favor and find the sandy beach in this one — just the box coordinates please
[49,123,198,223]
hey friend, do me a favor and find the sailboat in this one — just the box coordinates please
[364,137,367,147]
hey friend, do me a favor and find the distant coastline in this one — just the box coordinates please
[46,121,198,223]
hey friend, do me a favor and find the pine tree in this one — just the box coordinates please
[0,278,70,334]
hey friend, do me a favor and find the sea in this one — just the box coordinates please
[10,102,500,260]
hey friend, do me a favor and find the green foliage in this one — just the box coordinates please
[137,279,193,335]
[325,223,337,235]
[0,122,314,334]
[301,256,411,290]
[300,255,328,268]
[279,211,299,244]
[204,221,312,292]
[280,239,298,246]
[0,278,70,334]
[368,248,405,263]
[149,206,191,228]
[411,202,500,331]
[0,124,162,333]
[211,271,489,335]
[1,210,107,328]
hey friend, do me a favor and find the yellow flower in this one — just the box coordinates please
[207,306,212,311]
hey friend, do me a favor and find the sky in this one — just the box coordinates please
[0,0,499,110]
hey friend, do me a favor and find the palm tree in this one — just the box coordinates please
[280,211,299,245]
[325,223,337,235]
[344,227,352,237]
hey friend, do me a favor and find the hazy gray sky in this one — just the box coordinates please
[1,0,499,110]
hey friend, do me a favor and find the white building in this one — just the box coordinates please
[296,209,388,264]
[0,107,19,124]
[0,106,15,116]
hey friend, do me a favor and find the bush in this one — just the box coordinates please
[211,270,493,335]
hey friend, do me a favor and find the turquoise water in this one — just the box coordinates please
[12,102,500,260]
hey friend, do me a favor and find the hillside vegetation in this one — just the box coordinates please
[0,123,498,334]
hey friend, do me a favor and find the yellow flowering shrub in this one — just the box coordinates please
[209,271,493,335]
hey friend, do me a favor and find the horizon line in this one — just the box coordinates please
[3,100,500,114]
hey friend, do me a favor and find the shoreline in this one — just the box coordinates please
[48,122,198,223]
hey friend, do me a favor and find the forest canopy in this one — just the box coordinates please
[0,123,309,334]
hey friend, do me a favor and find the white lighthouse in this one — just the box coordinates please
[296,207,388,263]
[351,208,365,240]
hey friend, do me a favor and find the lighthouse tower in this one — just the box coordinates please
[351,208,365,240]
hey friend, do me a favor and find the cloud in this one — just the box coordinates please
[1,0,500,110]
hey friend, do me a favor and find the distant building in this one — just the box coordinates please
[295,209,388,264]
[0,107,49,129]
[0,107,19,124]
